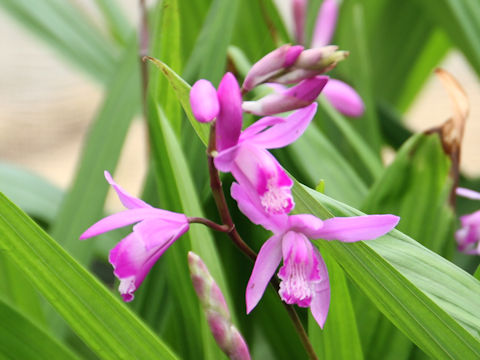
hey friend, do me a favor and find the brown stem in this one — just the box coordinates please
[188,217,231,233]
[207,124,318,360]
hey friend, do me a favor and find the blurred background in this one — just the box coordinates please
[0,0,479,196]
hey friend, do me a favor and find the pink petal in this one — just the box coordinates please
[309,249,330,328]
[79,208,170,239]
[456,187,480,200]
[242,45,303,92]
[246,235,283,313]
[293,0,307,44]
[214,144,239,173]
[190,79,219,123]
[288,214,324,238]
[322,79,365,117]
[216,73,243,151]
[245,103,317,149]
[109,220,188,302]
[232,144,294,215]
[240,116,286,142]
[133,218,189,251]
[311,215,400,242]
[311,0,339,48]
[105,171,151,209]
[242,76,328,116]
[230,182,286,233]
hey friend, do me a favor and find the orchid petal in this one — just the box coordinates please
[457,187,480,200]
[310,249,330,329]
[322,79,365,117]
[230,182,286,233]
[311,0,339,48]
[246,235,283,313]
[190,79,219,123]
[133,218,189,251]
[240,116,286,142]
[311,215,400,242]
[79,208,171,239]
[231,144,294,215]
[214,145,239,173]
[216,73,243,151]
[105,171,151,209]
[288,214,324,238]
[245,103,317,149]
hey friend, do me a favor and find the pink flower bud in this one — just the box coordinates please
[190,79,219,123]
[188,252,251,360]
[242,45,304,92]
[311,0,340,48]
[242,76,328,116]
[322,79,365,117]
[293,0,307,44]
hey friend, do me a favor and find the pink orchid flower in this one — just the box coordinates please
[191,73,319,215]
[456,187,480,254]
[80,171,189,302]
[231,182,399,328]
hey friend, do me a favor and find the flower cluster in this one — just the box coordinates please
[80,42,398,330]
[456,187,480,254]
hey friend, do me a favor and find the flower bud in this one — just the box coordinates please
[293,0,307,44]
[322,79,364,117]
[242,76,328,116]
[271,47,348,84]
[311,0,340,48]
[190,79,219,123]
[242,45,304,92]
[188,252,251,360]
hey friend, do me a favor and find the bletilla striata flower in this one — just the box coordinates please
[456,187,480,254]
[80,171,189,301]
[231,182,399,328]
[190,73,318,215]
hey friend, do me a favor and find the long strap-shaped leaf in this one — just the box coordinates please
[0,193,178,360]
[293,185,480,359]
[0,298,79,360]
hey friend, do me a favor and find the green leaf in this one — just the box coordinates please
[183,0,239,85]
[363,133,454,254]
[309,255,363,360]
[147,58,210,145]
[0,299,79,360]
[150,0,183,135]
[0,162,62,223]
[94,0,131,46]
[145,101,235,358]
[293,185,480,359]
[0,0,119,82]
[317,97,383,182]
[0,193,178,360]
[51,39,140,265]
[283,124,368,207]
[421,0,480,77]
[337,3,382,154]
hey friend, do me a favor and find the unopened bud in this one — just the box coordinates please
[242,44,304,92]
[322,78,364,117]
[242,76,328,116]
[188,252,251,360]
[293,0,307,44]
[190,79,219,123]
[311,0,340,48]
[272,47,348,84]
